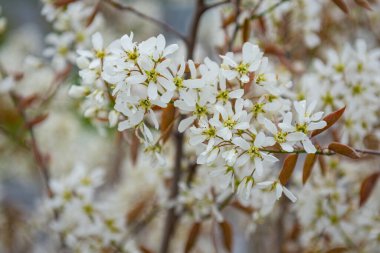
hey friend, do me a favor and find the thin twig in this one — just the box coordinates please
[104,0,188,43]
[159,1,210,252]
[260,148,380,156]
[204,0,231,11]
[228,0,242,50]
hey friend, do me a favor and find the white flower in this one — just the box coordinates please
[221,42,263,83]
[278,100,326,153]
[262,114,305,152]
[257,180,297,202]
[68,85,90,98]
[210,99,250,140]
[237,176,254,200]
[232,132,278,175]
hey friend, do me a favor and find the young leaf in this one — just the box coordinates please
[279,154,298,185]
[328,142,360,159]
[242,18,250,43]
[160,103,175,143]
[318,155,327,176]
[331,0,349,14]
[311,106,346,137]
[130,133,140,165]
[219,221,233,252]
[359,172,380,207]
[127,200,147,224]
[302,153,317,185]
[25,114,49,129]
[354,0,372,10]
[325,247,349,253]
[185,222,202,253]
[222,12,236,28]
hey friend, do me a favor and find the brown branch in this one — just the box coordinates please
[104,0,188,43]
[159,0,212,252]
[9,93,53,198]
[204,0,231,11]
[260,147,380,156]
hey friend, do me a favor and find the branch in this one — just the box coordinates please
[204,0,231,11]
[228,0,242,50]
[248,0,290,21]
[159,1,211,252]
[104,0,188,43]
[260,148,380,156]
[9,93,54,198]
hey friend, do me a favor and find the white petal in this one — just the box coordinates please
[148,82,158,100]
[302,139,316,153]
[232,137,250,150]
[178,116,196,132]
[229,89,244,98]
[254,132,265,147]
[92,32,103,51]
[282,186,297,202]
[308,121,327,131]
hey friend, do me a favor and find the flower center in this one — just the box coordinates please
[145,69,158,83]
[252,103,265,117]
[127,49,139,61]
[296,123,308,134]
[174,76,184,89]
[216,90,229,103]
[334,63,345,73]
[322,92,334,106]
[256,73,266,84]
[275,131,287,143]
[96,50,105,59]
[202,126,216,139]
[352,83,363,95]
[247,145,262,159]
[224,117,237,129]
[139,98,152,110]
[236,63,249,75]
[193,103,208,117]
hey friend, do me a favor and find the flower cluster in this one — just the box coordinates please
[41,0,103,70]
[294,158,380,252]
[297,40,380,145]
[71,32,327,204]
[38,165,140,252]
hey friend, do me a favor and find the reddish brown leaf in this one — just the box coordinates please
[257,17,266,34]
[160,103,175,143]
[354,0,372,10]
[279,154,298,185]
[219,221,233,252]
[86,3,100,27]
[231,201,254,215]
[242,18,250,43]
[302,153,317,185]
[311,106,346,137]
[127,200,147,224]
[185,222,202,253]
[325,247,349,253]
[359,172,380,207]
[130,133,140,165]
[18,94,39,110]
[139,246,153,253]
[318,155,327,176]
[222,13,236,28]
[328,142,360,159]
[331,0,349,14]
[25,114,49,128]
